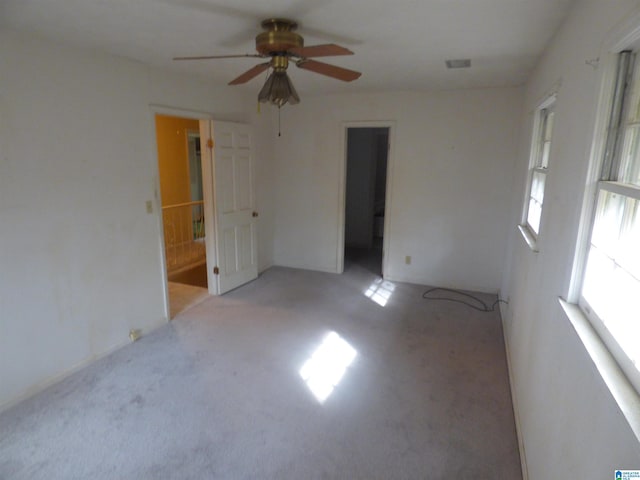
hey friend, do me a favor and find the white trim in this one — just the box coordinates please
[337,121,397,278]
[274,261,340,275]
[0,339,125,412]
[0,320,167,413]
[519,111,538,224]
[559,299,640,443]
[606,6,640,53]
[148,108,171,321]
[199,119,219,296]
[383,124,397,279]
[521,96,557,239]
[149,104,213,120]
[599,180,640,198]
[149,105,216,307]
[529,81,562,115]
[567,41,640,412]
[337,124,347,273]
[525,108,544,201]
[500,304,530,480]
[566,53,620,303]
[384,272,499,295]
[579,294,640,394]
[538,90,559,110]
[566,20,640,433]
[517,224,539,252]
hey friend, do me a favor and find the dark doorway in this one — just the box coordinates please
[344,127,389,276]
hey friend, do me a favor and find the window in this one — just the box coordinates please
[522,97,556,241]
[580,51,640,393]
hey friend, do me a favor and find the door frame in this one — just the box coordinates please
[337,120,396,277]
[149,105,214,319]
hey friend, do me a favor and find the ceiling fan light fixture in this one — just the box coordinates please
[174,17,361,110]
[258,70,300,107]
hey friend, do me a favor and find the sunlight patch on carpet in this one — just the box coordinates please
[299,332,357,403]
[364,278,396,307]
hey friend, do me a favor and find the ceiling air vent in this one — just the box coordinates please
[446,59,471,69]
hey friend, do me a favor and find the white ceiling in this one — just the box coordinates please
[1,0,575,95]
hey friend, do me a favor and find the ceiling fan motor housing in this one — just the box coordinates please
[255,18,303,56]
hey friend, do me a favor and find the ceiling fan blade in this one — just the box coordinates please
[229,62,271,85]
[289,44,353,58]
[173,54,263,61]
[296,59,361,82]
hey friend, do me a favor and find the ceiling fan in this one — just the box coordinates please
[173,18,362,107]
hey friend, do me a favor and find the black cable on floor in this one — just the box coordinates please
[422,287,508,312]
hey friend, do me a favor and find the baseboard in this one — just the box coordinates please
[271,261,339,274]
[0,320,168,414]
[384,273,500,295]
[258,262,274,274]
[500,302,529,480]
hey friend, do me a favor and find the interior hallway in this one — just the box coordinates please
[0,266,521,479]
[344,237,384,276]
[168,281,209,319]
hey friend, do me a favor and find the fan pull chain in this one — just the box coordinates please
[278,106,281,137]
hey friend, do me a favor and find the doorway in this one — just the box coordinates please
[343,126,390,276]
[155,114,209,318]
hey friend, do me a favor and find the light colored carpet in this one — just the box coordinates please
[345,240,383,277]
[0,265,522,479]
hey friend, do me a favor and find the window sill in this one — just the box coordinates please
[517,224,539,252]
[559,298,640,443]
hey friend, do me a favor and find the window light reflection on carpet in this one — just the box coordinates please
[299,332,357,403]
[364,278,396,307]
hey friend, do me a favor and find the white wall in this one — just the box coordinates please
[0,30,274,409]
[250,109,276,274]
[272,88,522,292]
[500,1,640,478]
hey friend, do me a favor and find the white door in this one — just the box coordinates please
[202,121,258,294]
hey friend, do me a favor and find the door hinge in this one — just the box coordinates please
[207,138,214,149]
[213,266,219,275]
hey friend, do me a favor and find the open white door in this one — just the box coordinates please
[203,121,258,294]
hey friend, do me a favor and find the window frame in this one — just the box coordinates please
[577,50,640,394]
[520,94,557,248]
[579,182,640,393]
[563,16,640,441]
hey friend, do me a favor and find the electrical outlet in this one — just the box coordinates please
[145,200,153,214]
[405,255,411,265]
